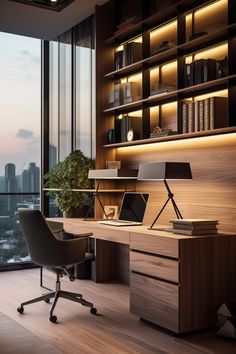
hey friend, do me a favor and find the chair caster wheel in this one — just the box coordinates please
[90,307,97,315]
[17,306,24,314]
[49,315,57,323]
[44,299,50,303]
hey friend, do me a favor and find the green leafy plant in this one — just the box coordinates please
[44,150,95,216]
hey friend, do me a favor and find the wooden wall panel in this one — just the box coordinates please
[115,133,236,232]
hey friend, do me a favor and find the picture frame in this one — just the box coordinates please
[105,161,121,169]
[103,205,119,220]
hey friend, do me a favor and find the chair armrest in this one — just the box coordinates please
[73,232,93,238]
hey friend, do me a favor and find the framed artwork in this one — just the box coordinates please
[105,161,121,169]
[103,205,119,220]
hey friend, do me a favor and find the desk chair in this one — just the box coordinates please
[17,209,97,323]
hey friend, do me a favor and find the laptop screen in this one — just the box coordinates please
[119,193,149,222]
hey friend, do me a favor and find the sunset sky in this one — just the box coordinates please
[0,31,41,176]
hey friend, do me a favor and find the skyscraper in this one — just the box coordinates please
[5,163,17,215]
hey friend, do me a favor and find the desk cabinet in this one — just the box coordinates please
[130,231,236,333]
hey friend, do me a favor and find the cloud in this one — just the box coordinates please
[16,129,34,139]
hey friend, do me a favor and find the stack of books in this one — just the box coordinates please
[182,96,228,133]
[169,219,219,236]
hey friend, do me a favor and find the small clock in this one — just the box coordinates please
[127,129,134,142]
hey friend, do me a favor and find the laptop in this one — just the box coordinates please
[98,192,149,227]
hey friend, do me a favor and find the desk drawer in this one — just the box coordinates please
[130,232,179,258]
[130,251,179,283]
[130,273,179,332]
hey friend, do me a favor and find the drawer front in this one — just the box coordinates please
[130,232,179,258]
[130,273,179,332]
[130,251,179,283]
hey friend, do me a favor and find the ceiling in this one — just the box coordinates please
[9,1,76,12]
[0,0,108,40]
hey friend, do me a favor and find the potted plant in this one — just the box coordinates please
[44,150,95,217]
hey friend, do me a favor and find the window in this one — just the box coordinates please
[0,32,41,267]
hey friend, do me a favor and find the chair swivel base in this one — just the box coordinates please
[17,284,97,323]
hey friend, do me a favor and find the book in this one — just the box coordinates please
[172,223,218,231]
[194,100,199,132]
[124,42,142,66]
[203,59,217,82]
[115,50,124,70]
[123,81,141,104]
[171,228,218,236]
[170,219,219,225]
[204,98,210,130]
[199,100,204,131]
[182,102,188,133]
[209,96,228,130]
[188,102,194,133]
[184,63,191,87]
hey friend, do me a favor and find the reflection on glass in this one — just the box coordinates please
[49,41,59,168]
[75,17,95,159]
[59,30,72,161]
[0,194,40,265]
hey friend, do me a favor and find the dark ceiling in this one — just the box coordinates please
[0,0,108,40]
[9,0,76,12]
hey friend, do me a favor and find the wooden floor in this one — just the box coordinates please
[0,269,235,354]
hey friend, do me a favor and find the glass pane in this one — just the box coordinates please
[59,30,72,161]
[75,17,95,159]
[49,41,59,168]
[0,32,41,266]
[0,194,40,265]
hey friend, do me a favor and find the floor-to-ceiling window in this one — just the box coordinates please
[0,32,41,268]
[45,16,95,217]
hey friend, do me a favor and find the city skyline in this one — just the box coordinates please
[0,31,41,175]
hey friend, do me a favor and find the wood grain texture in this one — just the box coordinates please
[130,251,179,283]
[179,234,236,333]
[130,273,179,332]
[2,269,236,354]
[116,134,236,232]
[130,232,179,258]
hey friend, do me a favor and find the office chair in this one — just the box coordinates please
[17,209,97,323]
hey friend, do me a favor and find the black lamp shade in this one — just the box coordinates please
[137,162,192,180]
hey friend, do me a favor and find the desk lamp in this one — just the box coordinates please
[137,162,192,230]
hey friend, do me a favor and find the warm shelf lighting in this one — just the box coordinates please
[150,20,177,39]
[194,0,227,20]
[116,133,236,154]
[194,42,228,61]
[127,72,142,83]
[194,89,228,101]
[128,110,142,117]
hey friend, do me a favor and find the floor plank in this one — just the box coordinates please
[0,269,235,354]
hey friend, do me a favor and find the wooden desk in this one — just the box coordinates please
[47,218,236,334]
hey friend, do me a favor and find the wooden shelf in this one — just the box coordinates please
[104,74,236,114]
[179,75,236,96]
[103,127,236,149]
[103,99,143,114]
[143,91,178,106]
[43,188,126,193]
[105,0,210,44]
[104,60,143,79]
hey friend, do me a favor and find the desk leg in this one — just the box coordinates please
[93,239,130,284]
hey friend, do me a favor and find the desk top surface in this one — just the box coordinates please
[47,217,235,242]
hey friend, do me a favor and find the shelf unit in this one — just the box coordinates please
[99,0,236,148]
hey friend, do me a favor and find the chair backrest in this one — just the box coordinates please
[18,209,60,266]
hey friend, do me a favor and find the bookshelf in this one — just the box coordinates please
[99,0,236,148]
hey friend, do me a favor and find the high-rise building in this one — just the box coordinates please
[21,163,40,193]
[4,163,17,215]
